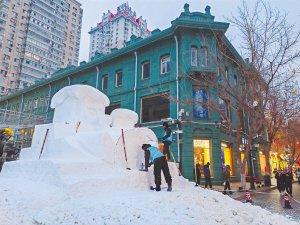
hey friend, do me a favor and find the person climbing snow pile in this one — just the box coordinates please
[142,144,172,191]
[162,122,172,160]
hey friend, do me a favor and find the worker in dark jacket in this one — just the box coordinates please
[203,162,212,188]
[142,144,172,192]
[162,122,172,160]
[223,165,232,195]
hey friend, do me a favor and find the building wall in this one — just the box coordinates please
[0,0,31,94]
[62,0,82,67]
[0,0,83,95]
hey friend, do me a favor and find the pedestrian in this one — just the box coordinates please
[274,169,282,193]
[194,162,201,186]
[297,168,300,184]
[142,144,172,192]
[279,170,286,195]
[203,162,212,189]
[162,122,172,160]
[223,165,232,195]
[285,169,293,197]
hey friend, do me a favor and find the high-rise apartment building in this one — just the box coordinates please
[89,3,150,58]
[0,0,31,94]
[0,0,83,95]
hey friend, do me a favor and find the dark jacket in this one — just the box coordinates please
[162,127,172,143]
[279,173,286,188]
[286,172,293,185]
[223,169,230,181]
[203,164,211,178]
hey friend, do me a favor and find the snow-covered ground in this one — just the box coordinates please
[0,85,297,225]
[0,165,297,225]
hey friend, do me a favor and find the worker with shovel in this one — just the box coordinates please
[142,144,172,192]
[0,127,14,171]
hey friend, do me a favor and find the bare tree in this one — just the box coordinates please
[280,119,300,167]
[228,0,300,174]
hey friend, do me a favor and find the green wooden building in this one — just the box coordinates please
[0,4,263,183]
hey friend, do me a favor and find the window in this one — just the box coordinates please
[218,97,230,119]
[221,142,234,175]
[193,87,208,118]
[33,99,38,109]
[105,103,120,115]
[102,75,108,90]
[225,67,228,81]
[141,93,170,123]
[160,55,170,74]
[191,46,198,66]
[233,74,238,86]
[194,139,212,175]
[115,71,122,87]
[201,46,208,67]
[142,61,150,79]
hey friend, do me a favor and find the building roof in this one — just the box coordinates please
[0,4,246,102]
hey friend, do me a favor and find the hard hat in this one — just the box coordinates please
[3,127,14,136]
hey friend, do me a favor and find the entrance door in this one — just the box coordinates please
[221,142,234,175]
[193,139,212,174]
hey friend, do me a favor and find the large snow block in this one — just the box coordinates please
[51,85,110,124]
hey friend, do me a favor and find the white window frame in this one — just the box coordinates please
[101,75,108,90]
[115,71,122,87]
[160,55,170,74]
[225,68,229,81]
[142,61,150,79]
[191,46,198,66]
[201,46,208,67]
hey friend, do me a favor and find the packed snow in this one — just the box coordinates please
[0,85,297,225]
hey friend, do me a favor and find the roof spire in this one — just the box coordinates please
[205,5,211,15]
[184,3,190,13]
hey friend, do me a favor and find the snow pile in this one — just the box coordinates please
[0,85,297,225]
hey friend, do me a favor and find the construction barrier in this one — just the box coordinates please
[245,190,253,203]
[283,193,292,209]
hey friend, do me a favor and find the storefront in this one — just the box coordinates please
[221,142,234,175]
[259,151,267,175]
[193,139,212,174]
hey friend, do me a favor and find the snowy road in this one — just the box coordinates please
[235,183,300,222]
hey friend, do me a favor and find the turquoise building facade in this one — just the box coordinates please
[0,4,262,183]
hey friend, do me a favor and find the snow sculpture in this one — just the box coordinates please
[1,84,184,199]
[16,85,158,170]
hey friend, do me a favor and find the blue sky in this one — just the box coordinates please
[78,0,300,62]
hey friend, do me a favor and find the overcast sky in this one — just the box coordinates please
[78,0,300,62]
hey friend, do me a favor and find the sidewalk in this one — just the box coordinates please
[209,180,278,200]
